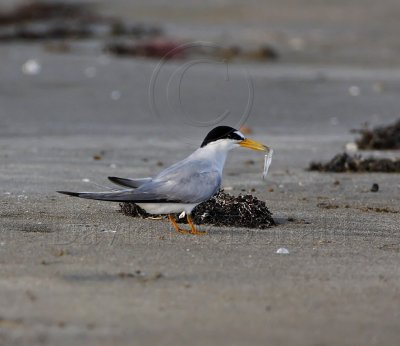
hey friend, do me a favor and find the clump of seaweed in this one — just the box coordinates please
[0,2,278,63]
[120,202,149,218]
[120,190,275,229]
[106,38,185,60]
[0,1,162,41]
[354,118,400,150]
[106,41,279,61]
[308,153,400,173]
[0,2,92,25]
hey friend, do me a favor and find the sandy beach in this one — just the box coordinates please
[1,1,400,345]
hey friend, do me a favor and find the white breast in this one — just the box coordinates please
[136,203,200,215]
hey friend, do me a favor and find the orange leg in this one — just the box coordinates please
[168,214,190,234]
[187,215,206,235]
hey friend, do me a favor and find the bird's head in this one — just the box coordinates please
[200,126,269,152]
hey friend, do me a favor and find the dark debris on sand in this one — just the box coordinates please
[0,2,278,62]
[0,2,92,25]
[354,118,400,150]
[309,152,400,173]
[106,39,185,60]
[106,41,279,62]
[0,1,162,41]
[120,190,275,229]
[120,202,150,219]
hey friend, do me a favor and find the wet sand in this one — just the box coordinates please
[1,1,400,345]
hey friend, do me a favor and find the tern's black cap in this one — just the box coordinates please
[200,126,244,147]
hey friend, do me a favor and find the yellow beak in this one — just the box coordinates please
[239,138,269,152]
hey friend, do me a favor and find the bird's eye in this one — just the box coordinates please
[228,132,244,141]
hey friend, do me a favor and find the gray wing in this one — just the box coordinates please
[136,159,221,203]
[58,159,221,203]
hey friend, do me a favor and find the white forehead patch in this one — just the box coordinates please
[234,131,245,140]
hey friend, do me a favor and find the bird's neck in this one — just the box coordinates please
[192,143,233,173]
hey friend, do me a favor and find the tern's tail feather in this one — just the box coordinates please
[57,189,174,203]
[58,190,133,202]
[58,191,80,197]
[108,176,152,188]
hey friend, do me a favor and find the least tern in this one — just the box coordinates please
[58,126,269,235]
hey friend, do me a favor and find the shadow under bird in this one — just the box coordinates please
[58,126,269,235]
